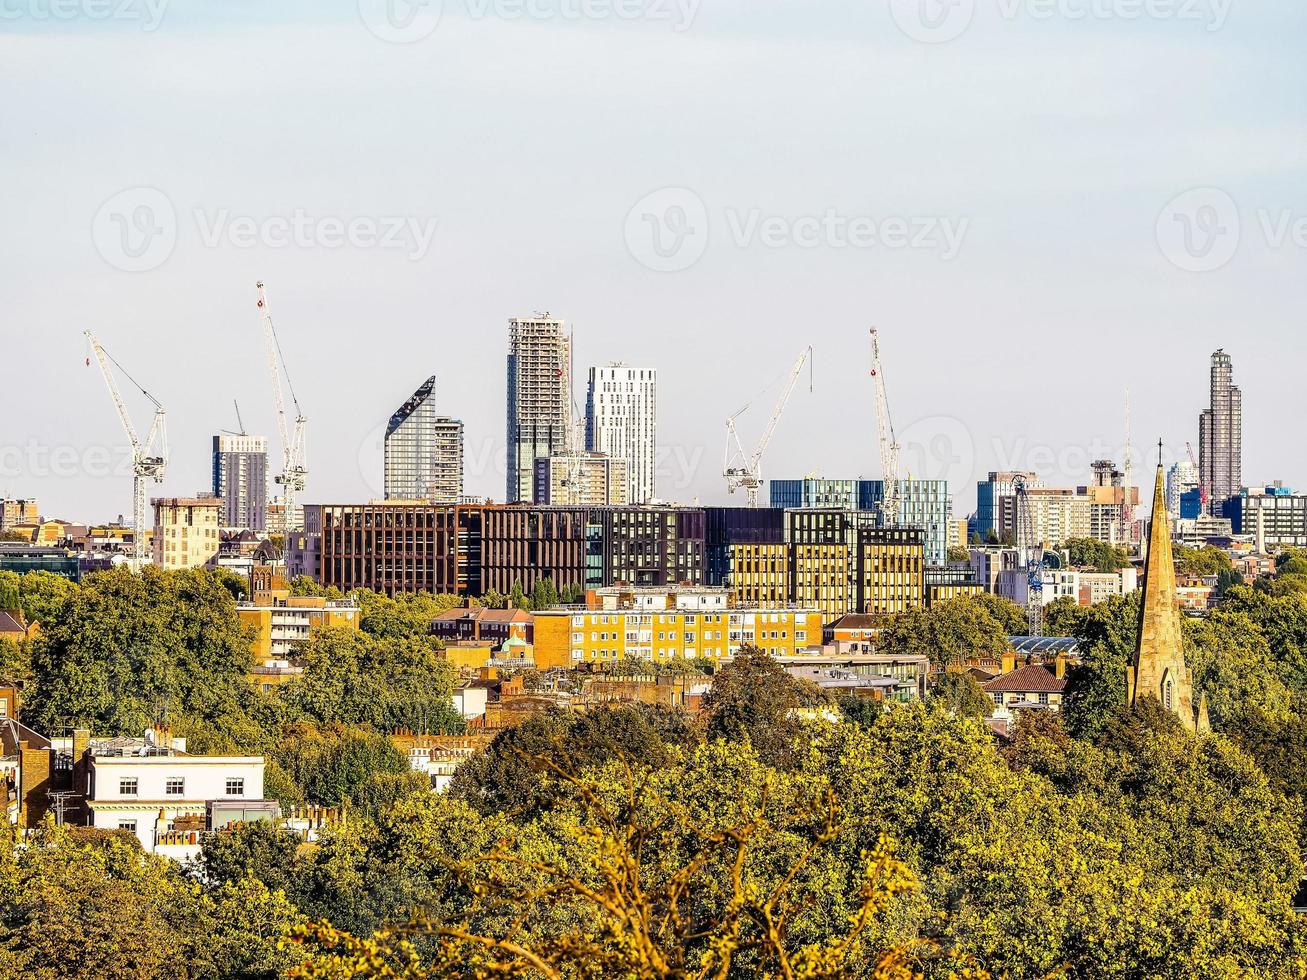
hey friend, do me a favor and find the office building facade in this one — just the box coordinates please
[384,377,464,504]
[212,435,268,531]
[769,478,950,565]
[1229,486,1307,551]
[586,363,657,504]
[1166,460,1199,520]
[506,315,572,504]
[1199,349,1242,513]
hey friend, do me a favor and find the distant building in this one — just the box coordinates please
[975,472,1037,539]
[769,478,951,565]
[1228,485,1307,551]
[1199,349,1242,514]
[212,435,268,531]
[1166,460,1199,519]
[586,363,657,504]
[507,315,571,504]
[238,594,361,665]
[0,544,80,581]
[531,604,823,670]
[0,499,38,533]
[534,452,628,506]
[384,376,464,504]
[151,498,222,570]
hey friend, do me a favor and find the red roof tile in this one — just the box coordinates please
[982,663,1064,694]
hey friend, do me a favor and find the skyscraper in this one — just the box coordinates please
[1165,460,1199,519]
[586,363,657,504]
[1198,349,1242,513]
[212,435,268,531]
[384,376,464,503]
[506,315,571,504]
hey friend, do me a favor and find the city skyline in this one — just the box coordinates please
[3,7,1304,522]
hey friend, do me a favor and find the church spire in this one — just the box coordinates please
[1126,443,1208,733]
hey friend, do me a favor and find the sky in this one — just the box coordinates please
[2,0,1304,524]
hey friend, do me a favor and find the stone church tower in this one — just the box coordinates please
[1126,447,1210,733]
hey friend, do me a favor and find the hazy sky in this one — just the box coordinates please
[2,0,1304,523]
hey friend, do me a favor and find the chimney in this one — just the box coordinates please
[1000,651,1016,675]
[1054,653,1066,680]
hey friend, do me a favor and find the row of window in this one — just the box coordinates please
[117,777,244,797]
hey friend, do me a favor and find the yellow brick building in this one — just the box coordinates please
[238,595,361,663]
[532,606,824,671]
[728,544,789,608]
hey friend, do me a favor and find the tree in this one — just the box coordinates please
[878,596,1010,671]
[290,626,463,734]
[1174,544,1233,577]
[450,703,700,819]
[530,577,559,611]
[972,592,1027,635]
[946,546,971,563]
[930,670,994,720]
[272,723,428,814]
[288,758,929,980]
[702,646,808,768]
[25,567,261,742]
[355,591,462,641]
[289,576,344,600]
[1062,537,1130,572]
[508,580,527,611]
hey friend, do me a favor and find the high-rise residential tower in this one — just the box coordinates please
[1165,460,1199,519]
[586,363,657,504]
[212,435,268,531]
[1198,349,1242,514]
[384,376,464,503]
[506,315,572,504]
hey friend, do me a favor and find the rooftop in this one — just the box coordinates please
[982,663,1065,695]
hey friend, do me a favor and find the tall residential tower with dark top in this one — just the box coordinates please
[1199,349,1241,514]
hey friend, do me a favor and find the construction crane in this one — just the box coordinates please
[85,330,167,573]
[869,329,902,527]
[1013,474,1044,636]
[220,400,248,438]
[724,347,813,507]
[1185,441,1209,514]
[257,281,308,531]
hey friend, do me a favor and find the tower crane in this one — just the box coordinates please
[1013,474,1044,636]
[256,281,308,531]
[869,329,901,527]
[724,347,812,507]
[85,330,167,573]
[1185,441,1209,513]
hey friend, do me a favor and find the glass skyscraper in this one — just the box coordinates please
[384,376,464,503]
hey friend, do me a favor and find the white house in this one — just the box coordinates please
[87,753,273,858]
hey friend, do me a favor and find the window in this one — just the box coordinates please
[118,820,137,833]
[225,778,245,796]
[119,777,139,796]
[165,777,185,796]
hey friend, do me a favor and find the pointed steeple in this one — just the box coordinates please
[1127,444,1204,732]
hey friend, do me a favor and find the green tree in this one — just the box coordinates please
[702,646,809,768]
[1062,537,1130,572]
[355,591,462,641]
[290,626,463,734]
[26,567,261,741]
[945,545,971,563]
[1174,544,1233,577]
[972,592,1027,634]
[288,576,344,600]
[879,596,1011,671]
[508,580,527,611]
[929,670,994,720]
[272,723,427,813]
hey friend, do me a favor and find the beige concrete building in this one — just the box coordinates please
[0,499,38,533]
[533,452,629,506]
[152,498,222,570]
